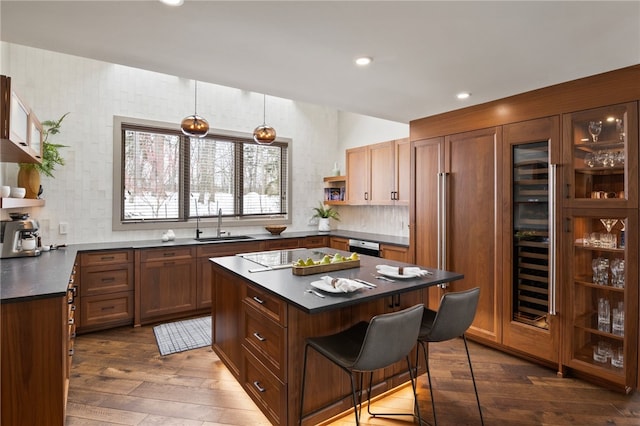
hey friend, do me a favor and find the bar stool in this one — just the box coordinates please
[299,304,424,425]
[417,287,484,425]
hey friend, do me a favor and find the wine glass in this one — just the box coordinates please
[588,121,603,142]
[600,218,618,234]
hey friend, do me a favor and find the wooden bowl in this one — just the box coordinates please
[265,225,287,235]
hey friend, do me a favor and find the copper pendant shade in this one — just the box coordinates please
[181,81,209,138]
[253,94,276,145]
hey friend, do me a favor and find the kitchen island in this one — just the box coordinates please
[210,248,463,425]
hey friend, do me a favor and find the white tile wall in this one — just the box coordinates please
[0,42,410,244]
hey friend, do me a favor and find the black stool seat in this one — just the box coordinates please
[299,304,424,425]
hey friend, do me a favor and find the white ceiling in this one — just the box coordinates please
[1,1,639,123]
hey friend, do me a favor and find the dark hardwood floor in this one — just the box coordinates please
[66,325,640,425]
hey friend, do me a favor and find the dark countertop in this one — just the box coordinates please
[0,229,408,304]
[211,248,463,314]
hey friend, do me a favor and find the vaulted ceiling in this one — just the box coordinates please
[2,1,639,123]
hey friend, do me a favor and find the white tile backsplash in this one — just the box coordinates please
[1,42,409,244]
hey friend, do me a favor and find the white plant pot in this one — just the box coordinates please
[318,218,331,232]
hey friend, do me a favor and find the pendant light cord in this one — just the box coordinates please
[194,81,198,116]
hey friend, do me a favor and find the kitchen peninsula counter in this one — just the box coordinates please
[209,248,462,425]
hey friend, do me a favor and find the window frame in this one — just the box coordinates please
[112,115,292,231]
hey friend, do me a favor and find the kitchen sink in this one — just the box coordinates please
[195,235,255,242]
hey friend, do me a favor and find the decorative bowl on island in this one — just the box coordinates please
[265,225,287,235]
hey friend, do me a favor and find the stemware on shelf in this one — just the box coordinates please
[588,120,603,142]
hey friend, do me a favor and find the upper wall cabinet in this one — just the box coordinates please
[346,138,409,206]
[562,102,638,209]
[0,75,43,164]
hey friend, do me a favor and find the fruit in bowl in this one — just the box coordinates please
[265,225,287,235]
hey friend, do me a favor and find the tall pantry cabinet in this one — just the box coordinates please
[410,65,640,391]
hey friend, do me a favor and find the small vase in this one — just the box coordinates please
[17,165,41,199]
[318,218,331,232]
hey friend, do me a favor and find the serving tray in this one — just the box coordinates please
[292,259,360,276]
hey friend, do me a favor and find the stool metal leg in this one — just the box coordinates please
[463,335,484,426]
[419,341,438,426]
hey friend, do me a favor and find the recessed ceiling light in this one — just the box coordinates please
[457,92,471,100]
[160,0,184,6]
[355,57,373,66]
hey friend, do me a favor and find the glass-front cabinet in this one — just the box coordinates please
[562,102,638,209]
[563,210,638,393]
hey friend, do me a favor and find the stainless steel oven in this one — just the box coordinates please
[348,239,381,257]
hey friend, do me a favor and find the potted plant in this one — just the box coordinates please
[18,112,69,198]
[311,202,340,232]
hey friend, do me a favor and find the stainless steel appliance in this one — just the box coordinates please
[0,217,41,258]
[348,239,380,257]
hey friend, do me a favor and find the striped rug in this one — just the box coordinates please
[153,316,211,356]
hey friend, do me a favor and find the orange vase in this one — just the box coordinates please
[17,165,41,199]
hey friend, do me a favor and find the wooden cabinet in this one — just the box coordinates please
[1,259,77,426]
[303,235,329,248]
[413,127,503,343]
[78,249,133,333]
[0,75,43,164]
[380,243,411,263]
[265,238,301,250]
[197,241,265,311]
[329,236,349,251]
[501,117,562,364]
[137,246,196,325]
[562,209,638,393]
[240,283,288,424]
[346,138,409,205]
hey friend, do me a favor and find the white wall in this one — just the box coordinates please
[1,43,410,244]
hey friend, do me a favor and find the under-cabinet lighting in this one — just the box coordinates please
[606,116,616,122]
[457,92,471,100]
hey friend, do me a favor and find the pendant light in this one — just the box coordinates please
[181,80,209,138]
[253,94,277,145]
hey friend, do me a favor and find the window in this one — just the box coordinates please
[113,117,290,230]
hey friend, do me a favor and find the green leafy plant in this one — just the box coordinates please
[311,202,340,220]
[20,112,69,178]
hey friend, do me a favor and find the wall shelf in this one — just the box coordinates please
[0,198,45,209]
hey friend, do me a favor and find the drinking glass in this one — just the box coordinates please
[611,346,624,368]
[588,121,603,142]
[600,218,618,234]
[612,307,624,337]
[597,297,610,333]
[584,152,595,167]
[593,341,610,363]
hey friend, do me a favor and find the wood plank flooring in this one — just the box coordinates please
[66,324,640,425]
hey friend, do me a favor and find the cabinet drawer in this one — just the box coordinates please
[197,241,264,257]
[139,246,195,262]
[266,238,301,250]
[242,348,286,425]
[81,292,134,329]
[304,236,328,248]
[81,264,133,297]
[243,302,287,382]
[81,250,132,266]
[244,284,287,326]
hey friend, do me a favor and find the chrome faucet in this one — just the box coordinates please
[216,208,225,237]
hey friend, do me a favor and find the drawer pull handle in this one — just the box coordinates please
[163,252,175,257]
[253,296,265,305]
[163,261,175,266]
[253,332,266,342]
[101,306,115,311]
[101,277,116,283]
[253,381,266,393]
[101,256,115,261]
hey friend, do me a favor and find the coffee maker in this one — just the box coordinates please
[0,217,41,258]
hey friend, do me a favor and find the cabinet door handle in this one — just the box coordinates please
[68,348,74,356]
[549,164,557,316]
[364,192,369,200]
[253,296,265,305]
[68,318,75,325]
[253,381,266,393]
[253,332,266,342]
